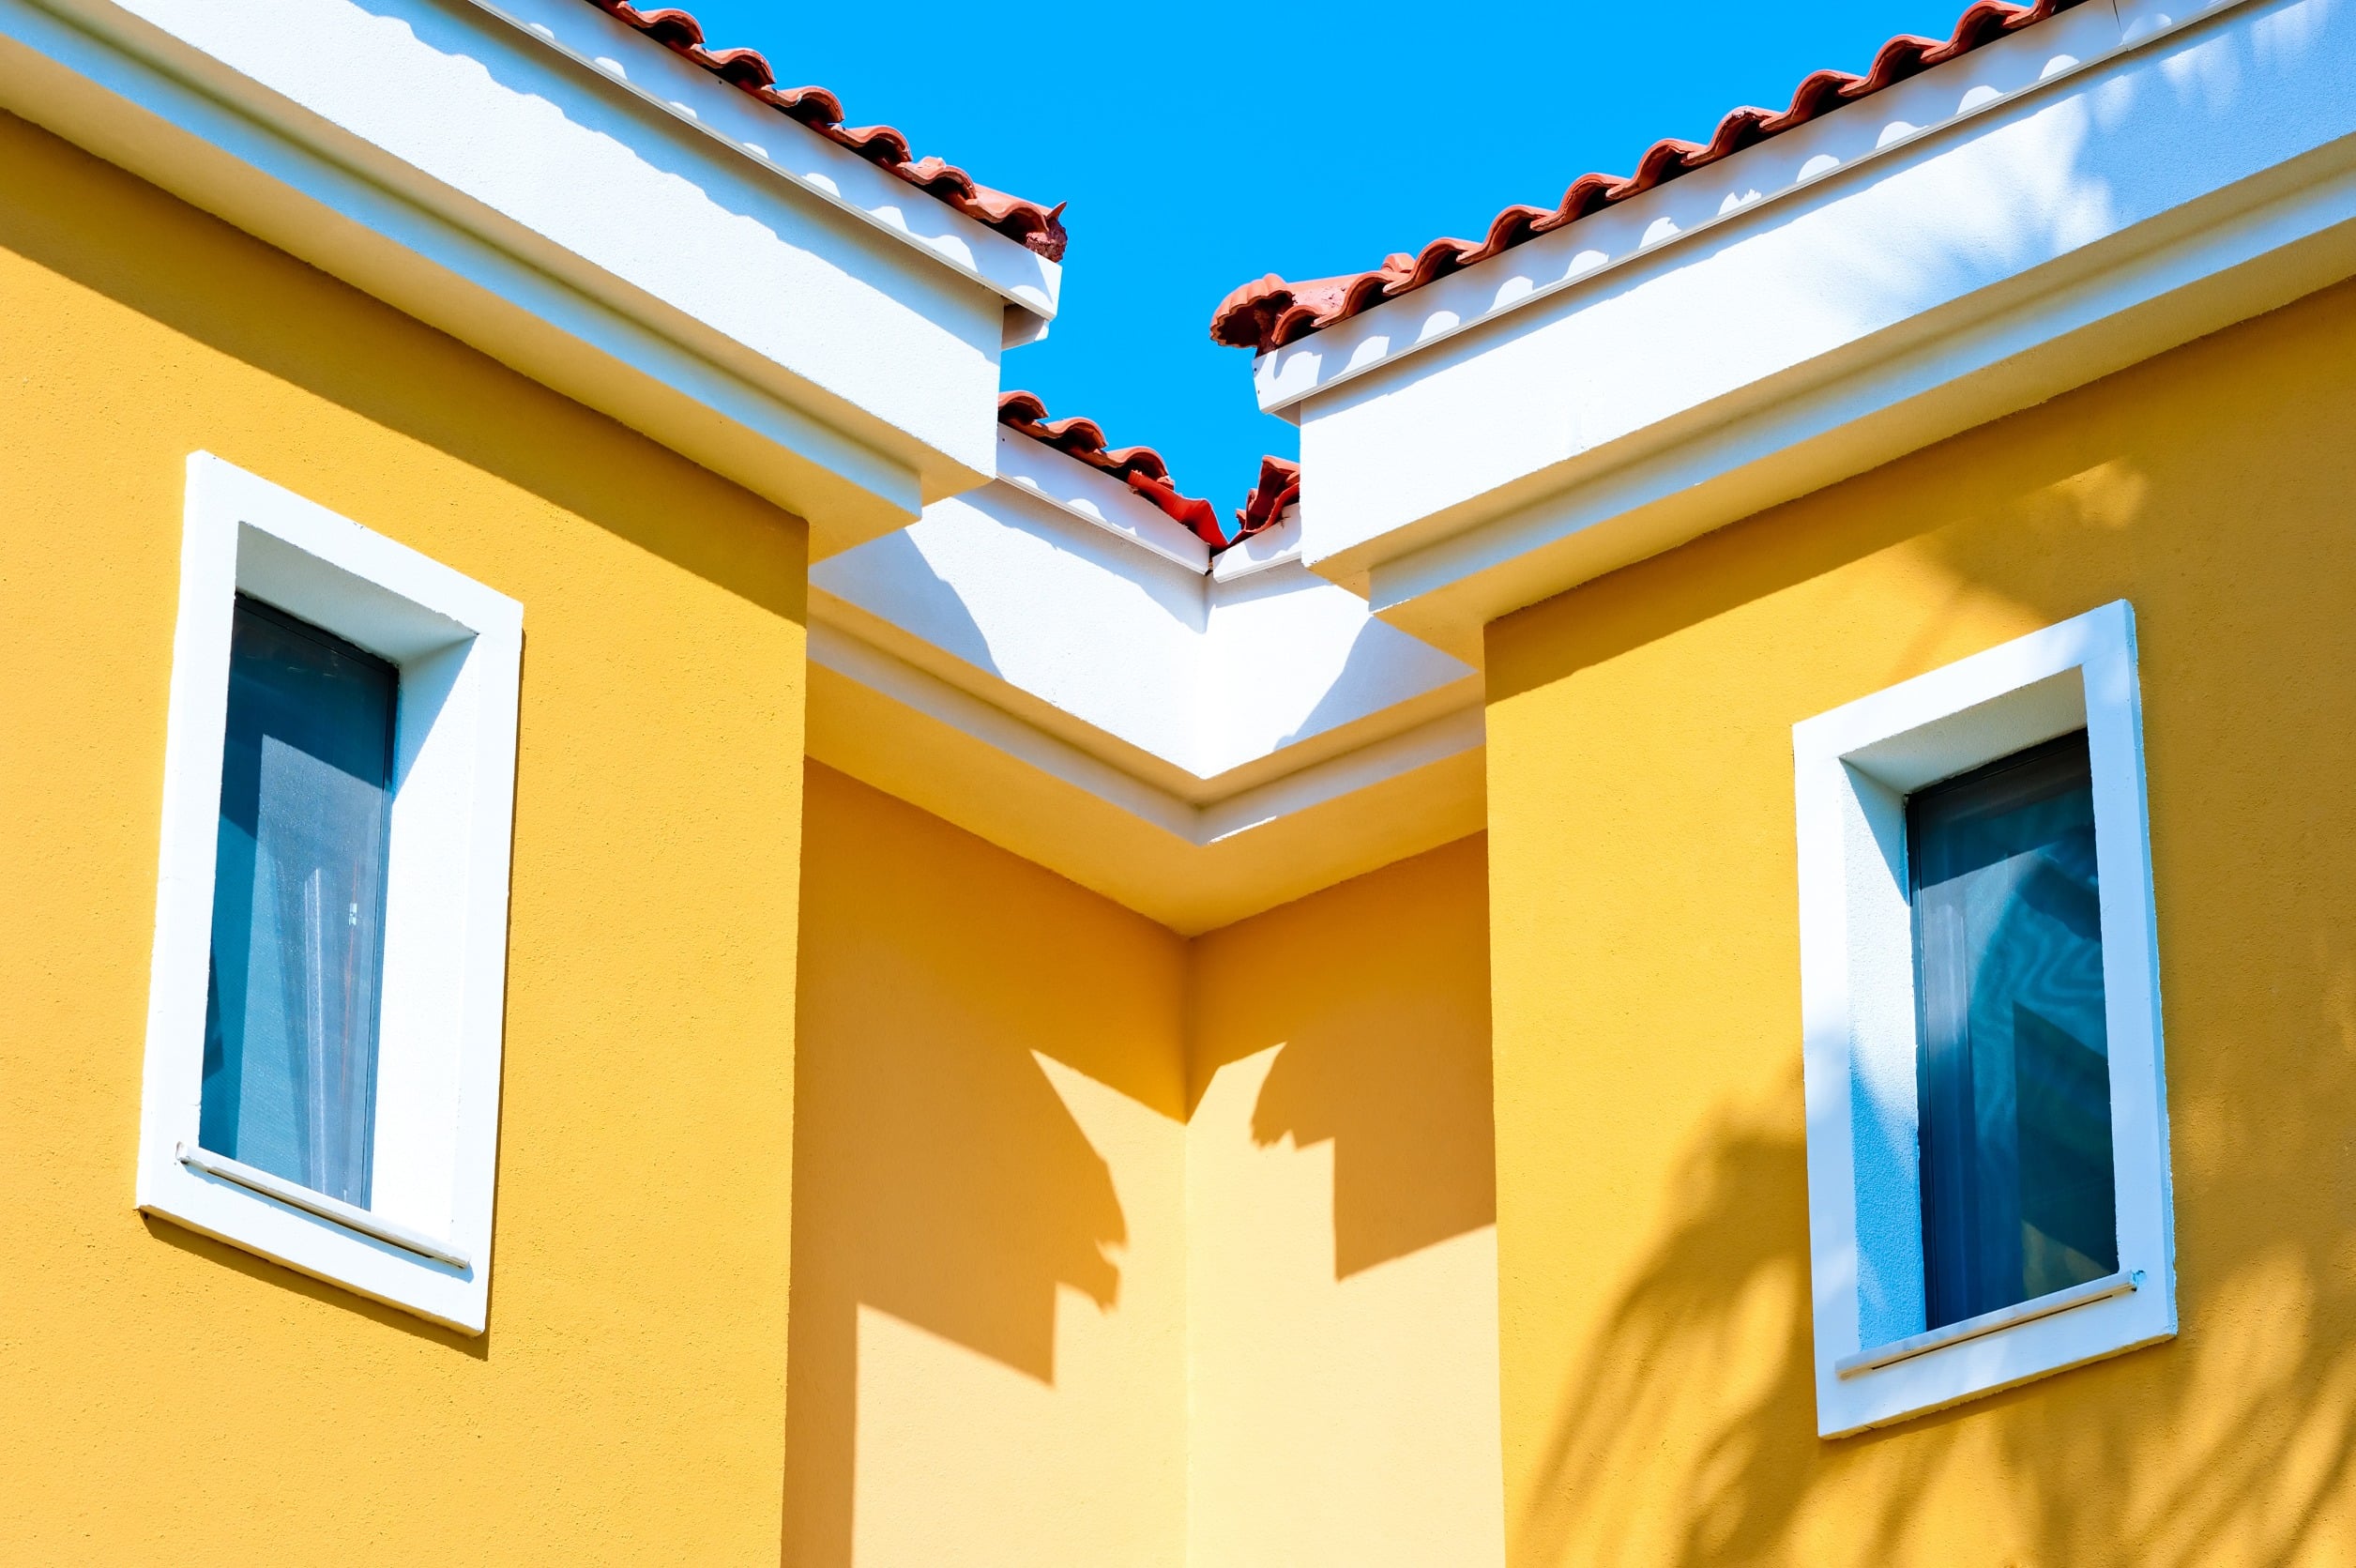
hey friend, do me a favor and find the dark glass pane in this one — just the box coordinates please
[1909,730,2117,1329]
[199,595,397,1208]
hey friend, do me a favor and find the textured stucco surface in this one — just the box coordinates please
[0,109,809,1564]
[1484,273,2356,1566]
[787,768,1507,1566]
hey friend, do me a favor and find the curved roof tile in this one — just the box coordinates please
[582,2,1069,260]
[998,394,1296,554]
[1235,457,1300,539]
[999,391,1223,545]
[1210,0,2086,352]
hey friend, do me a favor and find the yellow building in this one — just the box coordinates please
[3,0,2352,1564]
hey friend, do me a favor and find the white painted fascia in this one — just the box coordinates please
[991,426,1212,573]
[1208,510,1304,583]
[804,444,1483,926]
[805,625,1486,933]
[1268,0,2356,649]
[809,452,1476,791]
[0,0,1056,548]
[1252,0,2136,419]
[466,0,1058,327]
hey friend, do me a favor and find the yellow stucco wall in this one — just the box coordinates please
[787,769,1507,1565]
[0,111,809,1564]
[1187,833,1507,1566]
[785,762,1191,1568]
[1483,275,2356,1567]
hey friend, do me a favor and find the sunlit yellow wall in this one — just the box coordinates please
[787,775,1509,1565]
[785,762,1190,1568]
[0,112,809,1564]
[1484,276,2356,1567]
[1187,835,1507,1567]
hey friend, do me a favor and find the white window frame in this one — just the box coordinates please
[135,453,523,1333]
[1792,600,2175,1436]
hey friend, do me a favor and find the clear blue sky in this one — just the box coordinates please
[674,2,1974,514]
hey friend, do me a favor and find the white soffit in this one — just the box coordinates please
[805,442,1483,930]
[1268,0,2356,650]
[0,0,1061,548]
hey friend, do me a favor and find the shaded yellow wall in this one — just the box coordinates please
[1187,834,1507,1566]
[785,762,1191,1568]
[1484,275,2356,1567]
[0,112,809,1563]
[787,771,1507,1565]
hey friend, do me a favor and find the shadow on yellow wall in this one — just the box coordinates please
[1191,834,1497,1279]
[786,763,1188,1566]
[1488,277,2356,1566]
[1187,835,1510,1567]
[787,770,1510,1566]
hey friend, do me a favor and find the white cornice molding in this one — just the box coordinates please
[1254,0,2239,418]
[992,428,1212,574]
[462,0,1058,323]
[804,469,1482,927]
[811,475,1476,786]
[0,0,1047,547]
[806,621,1486,933]
[1278,0,2356,654]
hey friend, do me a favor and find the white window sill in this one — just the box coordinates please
[176,1144,470,1269]
[1833,1271,2141,1378]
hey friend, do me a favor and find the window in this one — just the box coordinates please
[1792,601,2173,1436]
[204,597,398,1209]
[137,454,523,1332]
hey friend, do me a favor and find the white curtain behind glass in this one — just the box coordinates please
[200,596,396,1208]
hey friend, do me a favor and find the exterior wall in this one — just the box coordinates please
[785,762,1192,1568]
[786,772,1506,1566]
[0,110,809,1565]
[1484,274,2356,1566]
[1187,834,1508,1567]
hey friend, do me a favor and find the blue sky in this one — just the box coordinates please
[674,2,1975,517]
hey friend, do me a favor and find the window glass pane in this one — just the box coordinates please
[200,595,397,1208]
[1909,730,2116,1328]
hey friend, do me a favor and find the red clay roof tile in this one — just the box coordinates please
[1235,457,1300,540]
[581,2,1068,260]
[1210,0,2089,352]
[998,393,1295,555]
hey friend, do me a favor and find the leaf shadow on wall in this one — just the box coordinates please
[1506,277,2356,1565]
[784,764,1186,1568]
[1192,834,1497,1280]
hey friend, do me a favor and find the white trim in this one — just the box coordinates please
[136,453,522,1334]
[1833,1269,2140,1378]
[807,622,1484,843]
[1280,0,2356,651]
[0,0,1045,545]
[1209,511,1304,584]
[1792,601,2176,1436]
[176,1143,469,1269]
[1253,0,2159,415]
[462,0,1058,321]
[992,427,1210,574]
[812,471,1475,787]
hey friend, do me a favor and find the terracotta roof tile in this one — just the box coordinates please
[1210,0,2088,352]
[998,393,1295,555]
[1235,457,1300,539]
[581,2,1068,260]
